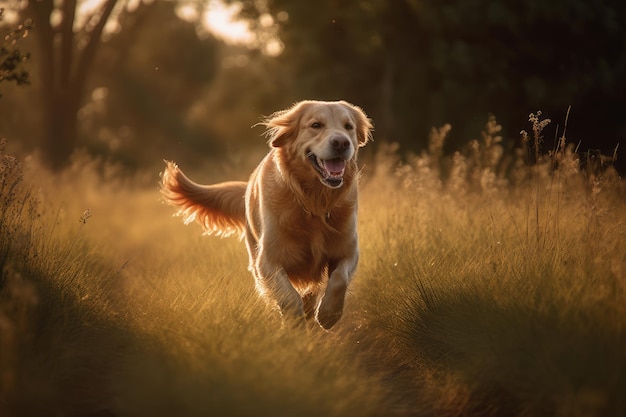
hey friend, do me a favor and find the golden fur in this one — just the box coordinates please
[161,100,373,329]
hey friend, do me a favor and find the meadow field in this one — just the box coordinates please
[1,115,625,416]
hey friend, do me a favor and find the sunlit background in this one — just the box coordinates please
[0,0,624,174]
[1,2,626,416]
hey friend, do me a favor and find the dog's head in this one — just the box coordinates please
[262,100,373,189]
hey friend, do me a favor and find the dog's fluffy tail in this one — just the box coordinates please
[160,161,246,238]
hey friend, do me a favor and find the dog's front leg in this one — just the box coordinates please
[317,252,358,329]
[253,254,304,319]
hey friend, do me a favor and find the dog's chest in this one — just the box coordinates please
[278,209,351,278]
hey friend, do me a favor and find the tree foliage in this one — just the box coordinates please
[246,0,626,159]
[0,9,31,98]
[2,1,625,171]
[84,1,224,168]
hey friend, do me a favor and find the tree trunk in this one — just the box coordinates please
[25,0,118,171]
[41,89,80,170]
[380,60,395,142]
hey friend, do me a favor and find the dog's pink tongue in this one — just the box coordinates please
[324,159,346,176]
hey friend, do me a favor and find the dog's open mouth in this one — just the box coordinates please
[307,153,346,188]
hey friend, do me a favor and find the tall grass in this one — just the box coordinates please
[0,146,385,416]
[350,114,625,416]
[1,112,624,416]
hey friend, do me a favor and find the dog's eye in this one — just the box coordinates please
[311,122,323,129]
[345,123,353,130]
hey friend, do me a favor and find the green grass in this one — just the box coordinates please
[1,115,625,416]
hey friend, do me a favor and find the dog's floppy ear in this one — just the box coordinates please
[261,101,311,148]
[342,101,374,147]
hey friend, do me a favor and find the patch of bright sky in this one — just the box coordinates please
[176,0,253,45]
[206,1,256,45]
[3,0,282,56]
[44,0,143,37]
[176,0,284,56]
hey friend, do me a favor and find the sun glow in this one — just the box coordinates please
[203,1,255,45]
[176,0,284,56]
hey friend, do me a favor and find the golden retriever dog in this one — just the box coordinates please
[160,100,373,329]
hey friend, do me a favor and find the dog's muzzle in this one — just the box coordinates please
[307,153,347,188]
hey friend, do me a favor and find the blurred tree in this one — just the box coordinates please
[3,0,624,172]
[238,0,625,166]
[184,48,291,157]
[20,0,119,170]
[10,0,226,170]
[83,0,223,168]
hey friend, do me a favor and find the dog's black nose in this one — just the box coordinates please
[330,136,351,150]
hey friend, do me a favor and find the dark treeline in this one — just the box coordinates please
[256,0,626,170]
[1,0,624,172]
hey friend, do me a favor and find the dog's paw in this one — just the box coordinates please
[316,307,343,329]
[316,280,346,329]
